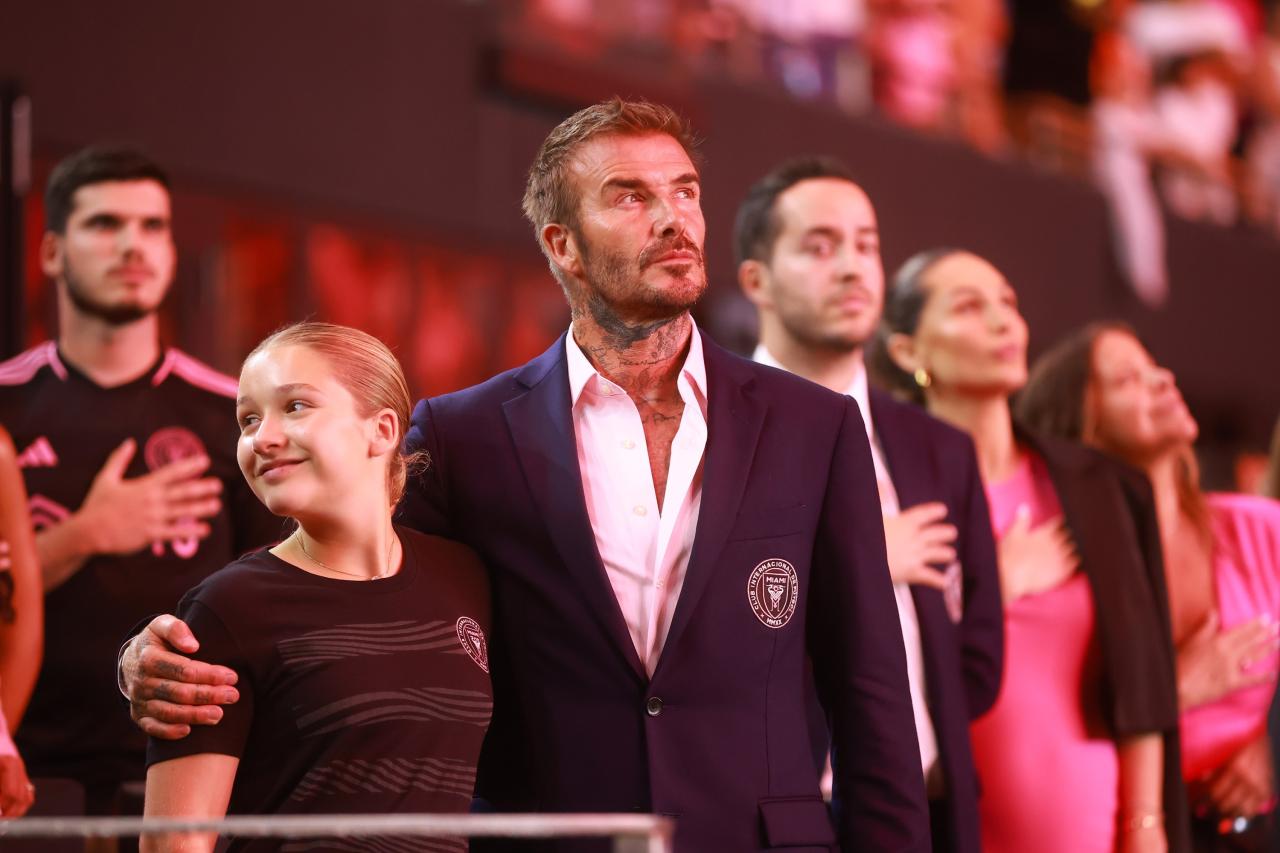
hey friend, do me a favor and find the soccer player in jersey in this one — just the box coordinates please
[0,147,280,822]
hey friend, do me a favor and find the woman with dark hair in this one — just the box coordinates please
[872,249,1188,853]
[1019,323,1280,850]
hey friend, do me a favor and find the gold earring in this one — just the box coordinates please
[913,368,932,389]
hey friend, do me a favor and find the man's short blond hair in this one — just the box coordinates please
[521,97,700,253]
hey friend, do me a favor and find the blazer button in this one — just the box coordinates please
[646,696,664,717]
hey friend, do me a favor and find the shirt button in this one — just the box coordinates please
[621,438,636,450]
[633,505,647,517]
[646,696,664,717]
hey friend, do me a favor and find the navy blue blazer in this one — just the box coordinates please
[869,388,1003,853]
[400,331,931,852]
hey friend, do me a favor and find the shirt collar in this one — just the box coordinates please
[752,343,873,440]
[566,318,708,407]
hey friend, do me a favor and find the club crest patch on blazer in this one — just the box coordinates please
[748,558,799,628]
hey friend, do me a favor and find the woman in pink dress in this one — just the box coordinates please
[1020,322,1280,851]
[872,249,1189,853]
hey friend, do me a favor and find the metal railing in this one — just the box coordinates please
[0,813,674,852]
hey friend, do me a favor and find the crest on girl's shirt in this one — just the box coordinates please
[748,558,799,629]
[456,617,489,673]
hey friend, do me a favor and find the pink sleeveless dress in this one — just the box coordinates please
[1179,493,1280,781]
[970,452,1119,853]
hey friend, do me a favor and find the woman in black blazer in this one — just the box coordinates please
[870,248,1189,853]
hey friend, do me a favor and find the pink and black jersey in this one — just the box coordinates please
[0,342,281,796]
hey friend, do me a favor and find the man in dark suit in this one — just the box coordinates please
[121,100,929,851]
[734,157,1003,853]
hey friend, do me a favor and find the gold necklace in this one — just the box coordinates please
[295,531,394,581]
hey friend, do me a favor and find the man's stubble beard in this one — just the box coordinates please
[576,234,707,349]
[62,255,161,326]
[776,301,875,356]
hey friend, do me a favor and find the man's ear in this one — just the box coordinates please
[542,223,582,282]
[40,232,64,280]
[738,259,772,309]
[885,332,922,376]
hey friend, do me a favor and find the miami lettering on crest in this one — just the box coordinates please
[747,558,799,629]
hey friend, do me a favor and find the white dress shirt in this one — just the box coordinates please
[568,325,709,676]
[753,345,939,779]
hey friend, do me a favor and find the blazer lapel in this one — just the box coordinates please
[869,390,930,511]
[872,391,956,660]
[654,334,767,678]
[502,336,647,681]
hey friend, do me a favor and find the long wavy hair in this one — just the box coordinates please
[1017,321,1211,541]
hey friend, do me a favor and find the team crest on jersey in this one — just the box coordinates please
[28,494,70,531]
[747,558,799,629]
[456,617,489,673]
[145,427,207,470]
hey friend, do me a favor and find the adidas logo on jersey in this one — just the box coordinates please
[16,437,58,469]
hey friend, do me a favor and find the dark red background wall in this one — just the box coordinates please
[3,0,1277,463]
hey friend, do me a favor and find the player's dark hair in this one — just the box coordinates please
[733,156,861,267]
[45,146,170,234]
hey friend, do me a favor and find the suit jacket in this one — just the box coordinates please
[400,331,931,852]
[1018,427,1191,853]
[869,389,1003,853]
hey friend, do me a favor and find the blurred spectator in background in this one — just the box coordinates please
[1152,50,1240,224]
[1115,1,1247,228]
[1002,0,1102,172]
[499,0,1280,245]
[1243,6,1280,235]
[1090,30,1231,306]
[1020,322,1280,850]
[867,0,957,131]
[727,0,867,108]
[953,0,1009,153]
[1125,0,1251,66]
[1093,30,1174,306]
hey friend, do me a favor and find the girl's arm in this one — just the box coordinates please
[141,753,239,853]
[0,428,42,726]
[1117,733,1168,853]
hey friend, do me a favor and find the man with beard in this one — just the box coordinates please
[734,158,1003,853]
[121,101,929,851]
[0,147,278,829]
